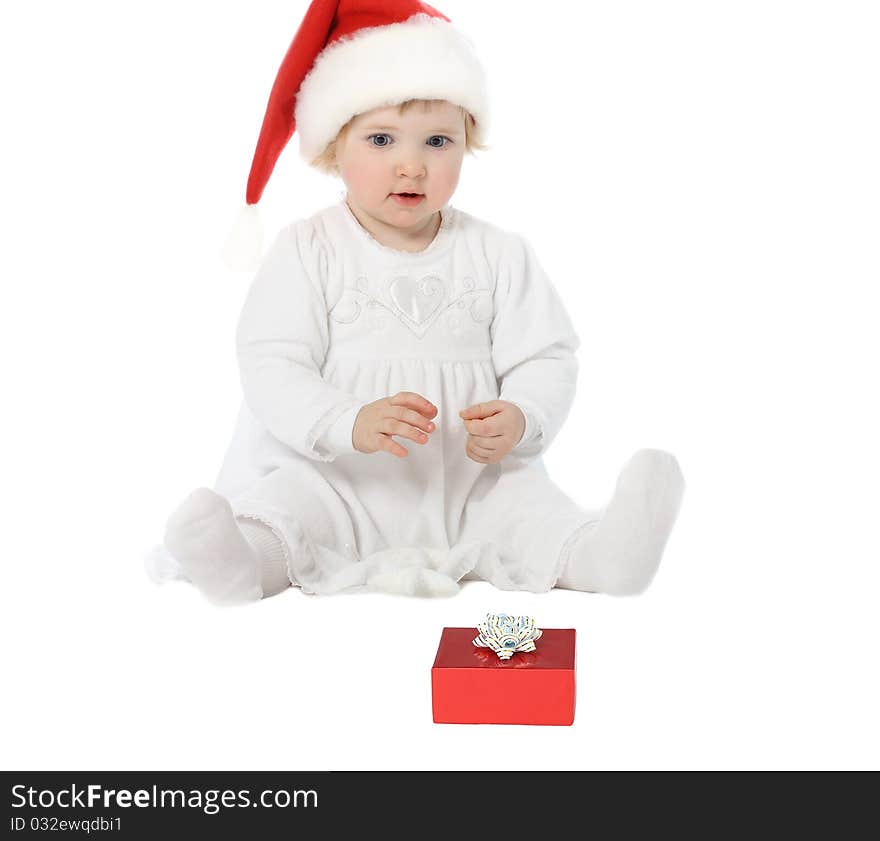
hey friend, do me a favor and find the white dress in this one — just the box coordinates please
[209,196,598,596]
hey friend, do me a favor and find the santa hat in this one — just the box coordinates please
[222,0,490,270]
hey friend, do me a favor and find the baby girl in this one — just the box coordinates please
[157,0,685,604]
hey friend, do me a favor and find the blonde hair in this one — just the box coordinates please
[309,98,489,176]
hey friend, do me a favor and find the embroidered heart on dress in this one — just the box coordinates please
[389,274,445,325]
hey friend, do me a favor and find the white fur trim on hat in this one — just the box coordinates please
[294,13,489,162]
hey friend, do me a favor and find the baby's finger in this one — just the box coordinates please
[379,433,409,458]
[459,400,503,420]
[463,416,502,436]
[466,440,491,463]
[394,406,436,435]
[469,438,496,458]
[383,418,431,445]
[391,392,438,419]
[470,434,501,450]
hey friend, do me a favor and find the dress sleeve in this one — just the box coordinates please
[235,221,366,462]
[491,231,580,459]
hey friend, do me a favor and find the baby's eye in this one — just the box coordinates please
[368,134,392,147]
[427,135,451,148]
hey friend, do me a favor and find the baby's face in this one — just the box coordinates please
[336,100,465,231]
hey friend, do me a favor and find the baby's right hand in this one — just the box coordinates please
[352,392,438,458]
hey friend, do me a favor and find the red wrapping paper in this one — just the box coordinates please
[431,627,576,725]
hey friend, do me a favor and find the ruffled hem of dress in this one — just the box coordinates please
[144,512,598,599]
[229,499,577,598]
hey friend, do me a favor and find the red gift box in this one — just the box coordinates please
[431,627,576,725]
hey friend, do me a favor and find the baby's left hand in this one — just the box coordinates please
[459,400,526,464]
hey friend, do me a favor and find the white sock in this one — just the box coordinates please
[557,449,685,595]
[238,518,292,598]
[164,488,290,604]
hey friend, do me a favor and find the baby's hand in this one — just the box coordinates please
[352,392,438,458]
[459,400,526,464]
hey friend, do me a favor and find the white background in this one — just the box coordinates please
[2,1,878,770]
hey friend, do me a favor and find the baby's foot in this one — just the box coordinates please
[164,488,262,605]
[558,449,685,595]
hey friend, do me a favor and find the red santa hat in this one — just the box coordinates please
[222,0,490,270]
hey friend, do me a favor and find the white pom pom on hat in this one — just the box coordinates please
[222,0,490,271]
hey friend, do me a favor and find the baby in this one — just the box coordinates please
[159,0,685,604]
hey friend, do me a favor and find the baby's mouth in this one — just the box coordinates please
[391,192,427,206]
